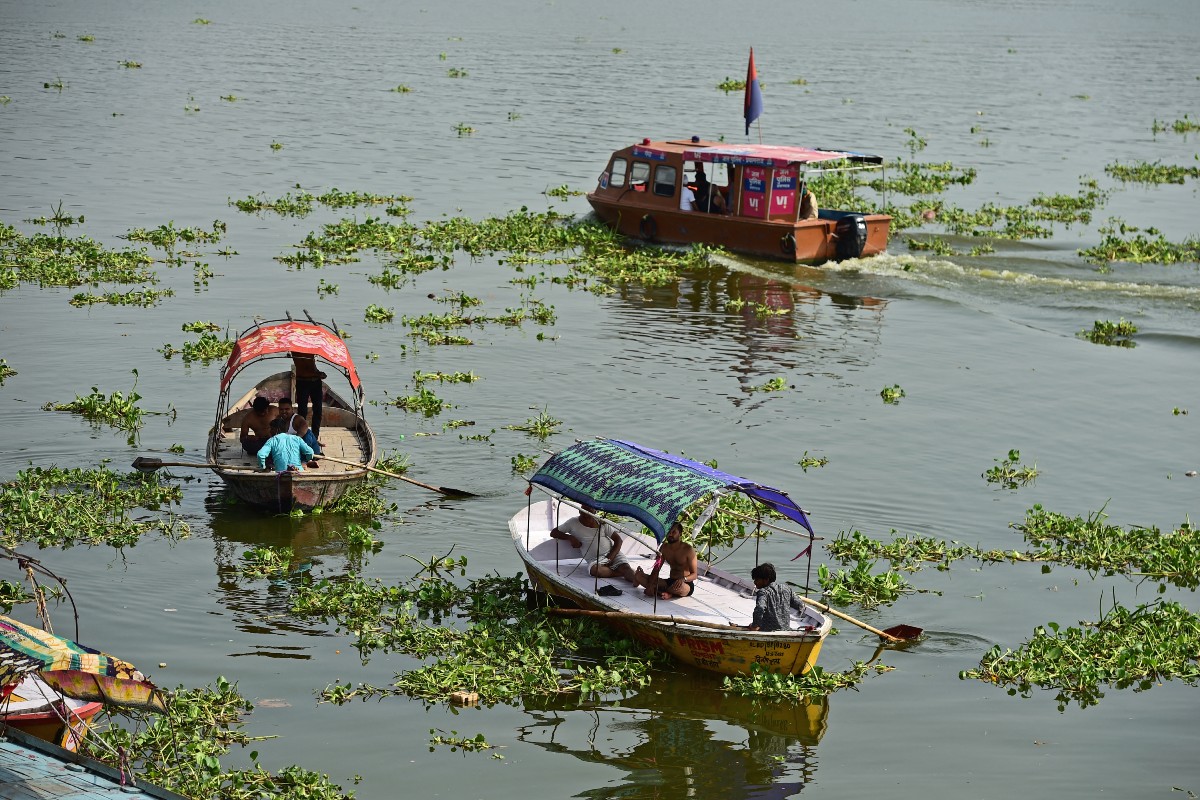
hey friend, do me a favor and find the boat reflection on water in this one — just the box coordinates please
[203,490,373,652]
[519,671,828,799]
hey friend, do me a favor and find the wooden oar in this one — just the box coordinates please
[790,591,920,643]
[547,607,745,632]
[314,454,477,498]
[132,456,259,473]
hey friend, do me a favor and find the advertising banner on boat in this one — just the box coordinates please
[771,168,797,216]
[741,167,767,218]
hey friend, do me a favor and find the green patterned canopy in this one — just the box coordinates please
[530,439,812,542]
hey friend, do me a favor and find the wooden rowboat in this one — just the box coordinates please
[513,439,831,677]
[587,138,891,264]
[207,318,377,512]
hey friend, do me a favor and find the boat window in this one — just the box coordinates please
[609,157,628,188]
[630,161,650,192]
[653,165,677,197]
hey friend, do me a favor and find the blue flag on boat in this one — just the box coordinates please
[744,47,763,135]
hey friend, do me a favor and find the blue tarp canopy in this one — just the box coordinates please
[529,438,813,542]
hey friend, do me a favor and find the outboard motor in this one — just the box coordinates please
[835,214,868,261]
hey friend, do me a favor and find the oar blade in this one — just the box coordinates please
[436,485,478,499]
[882,624,922,641]
[131,457,164,473]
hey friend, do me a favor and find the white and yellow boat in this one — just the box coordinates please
[511,439,831,677]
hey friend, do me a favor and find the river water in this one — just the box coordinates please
[2,0,1199,797]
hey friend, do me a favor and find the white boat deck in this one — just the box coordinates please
[511,500,824,633]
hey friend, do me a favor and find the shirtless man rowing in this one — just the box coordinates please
[634,522,698,601]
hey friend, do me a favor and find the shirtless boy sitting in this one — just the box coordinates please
[240,396,276,456]
[634,522,698,600]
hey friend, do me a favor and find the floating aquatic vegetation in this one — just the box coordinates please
[960,600,1200,710]
[447,68,468,78]
[159,330,234,364]
[269,141,283,150]
[983,449,1039,489]
[119,60,142,68]
[317,278,338,297]
[797,451,828,471]
[181,320,222,333]
[1105,160,1200,185]
[905,235,955,256]
[364,304,394,323]
[0,223,156,289]
[511,453,538,474]
[26,202,84,227]
[390,84,412,93]
[123,219,225,259]
[818,560,914,609]
[429,729,496,755]
[220,94,238,101]
[722,660,893,699]
[748,377,788,392]
[545,184,583,200]
[69,288,173,307]
[192,17,211,24]
[504,408,561,440]
[413,370,479,385]
[1151,114,1200,134]
[77,34,94,42]
[375,387,450,417]
[453,122,475,136]
[717,77,747,93]
[1079,219,1200,265]
[43,370,158,437]
[43,78,67,90]
[0,463,187,549]
[828,529,977,572]
[305,572,662,704]
[1013,505,1200,589]
[83,677,352,799]
[880,384,905,404]
[0,358,16,385]
[240,545,296,579]
[1077,318,1137,347]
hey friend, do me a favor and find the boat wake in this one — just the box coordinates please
[824,252,1200,306]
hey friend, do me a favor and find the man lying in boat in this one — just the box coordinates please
[256,417,318,472]
[634,522,699,601]
[548,504,637,583]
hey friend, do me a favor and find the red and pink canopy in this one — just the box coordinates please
[219,321,360,394]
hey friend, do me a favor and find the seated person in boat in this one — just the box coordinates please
[240,396,277,456]
[257,416,317,472]
[549,504,636,582]
[277,395,294,426]
[679,181,697,211]
[287,413,322,456]
[799,181,818,221]
[634,522,698,600]
[744,562,804,631]
[693,164,727,214]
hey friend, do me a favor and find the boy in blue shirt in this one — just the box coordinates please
[257,417,316,472]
